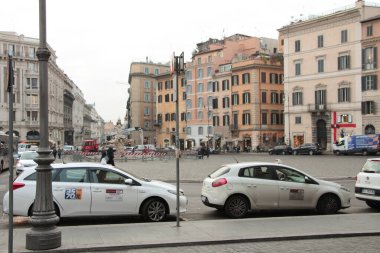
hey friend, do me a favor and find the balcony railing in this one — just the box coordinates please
[307,103,330,112]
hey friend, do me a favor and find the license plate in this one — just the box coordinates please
[362,188,375,195]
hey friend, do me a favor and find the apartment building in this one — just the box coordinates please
[0,31,101,146]
[278,0,380,150]
[127,61,170,145]
[361,14,380,134]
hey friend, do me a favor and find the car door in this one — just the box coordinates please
[89,168,139,215]
[239,166,279,209]
[52,167,92,216]
[273,166,320,209]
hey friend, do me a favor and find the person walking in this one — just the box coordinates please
[52,144,57,159]
[100,145,107,164]
[57,145,62,159]
[106,145,115,166]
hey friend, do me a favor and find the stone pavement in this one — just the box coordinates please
[1,213,380,253]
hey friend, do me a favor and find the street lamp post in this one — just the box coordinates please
[26,0,61,250]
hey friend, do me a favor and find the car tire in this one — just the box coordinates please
[224,195,249,219]
[317,194,340,214]
[142,198,167,222]
[335,151,340,156]
[366,200,380,210]
[309,150,314,155]
[293,151,297,155]
[282,151,286,155]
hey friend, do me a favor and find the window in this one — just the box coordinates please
[271,112,280,125]
[362,75,377,91]
[213,116,219,126]
[55,168,88,183]
[207,67,212,76]
[144,81,150,89]
[270,73,278,84]
[29,47,36,58]
[197,68,203,78]
[222,97,230,108]
[208,55,212,63]
[186,99,192,109]
[165,94,169,102]
[186,85,192,94]
[315,90,326,106]
[232,94,239,105]
[213,81,219,92]
[295,63,301,76]
[144,67,149,74]
[197,58,201,65]
[222,80,229,90]
[341,30,348,43]
[144,93,150,102]
[186,127,192,135]
[367,25,373,37]
[243,92,250,104]
[157,114,162,124]
[198,126,203,135]
[197,83,204,92]
[292,91,303,105]
[261,91,267,103]
[171,113,176,121]
[295,116,302,124]
[165,81,170,89]
[182,92,187,100]
[242,112,251,125]
[317,35,324,48]
[8,44,15,56]
[338,114,352,123]
[338,55,350,70]
[154,68,159,75]
[261,72,266,83]
[338,87,350,102]
[93,169,126,184]
[185,70,192,80]
[207,81,213,92]
[197,97,204,108]
[232,75,239,86]
[223,115,230,126]
[144,107,150,116]
[186,112,191,121]
[165,113,170,121]
[157,82,163,90]
[212,98,218,109]
[261,112,267,125]
[362,47,377,70]
[295,40,301,52]
[271,92,279,104]
[242,73,250,84]
[362,101,375,114]
[27,78,38,89]
[317,59,324,73]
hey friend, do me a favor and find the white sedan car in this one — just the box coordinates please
[3,163,187,222]
[355,158,380,209]
[15,151,38,175]
[201,162,351,218]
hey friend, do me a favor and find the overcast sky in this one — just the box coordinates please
[1,0,372,123]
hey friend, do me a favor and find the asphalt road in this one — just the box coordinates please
[0,153,377,227]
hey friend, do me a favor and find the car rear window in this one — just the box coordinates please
[208,166,230,179]
[362,160,380,173]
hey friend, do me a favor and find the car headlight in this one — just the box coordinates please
[340,185,350,192]
[168,189,184,196]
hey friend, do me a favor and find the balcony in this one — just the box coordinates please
[230,124,239,131]
[153,120,162,127]
[307,103,330,112]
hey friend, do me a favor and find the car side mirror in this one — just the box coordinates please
[124,178,133,185]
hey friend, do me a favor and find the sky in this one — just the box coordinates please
[1,0,374,124]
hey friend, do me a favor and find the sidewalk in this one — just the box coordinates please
[1,213,380,253]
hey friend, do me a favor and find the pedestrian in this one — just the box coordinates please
[106,145,115,166]
[100,145,107,164]
[52,144,57,159]
[57,145,62,159]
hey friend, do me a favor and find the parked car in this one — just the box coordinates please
[292,143,322,155]
[355,158,380,209]
[63,145,75,151]
[268,145,293,155]
[201,161,350,218]
[15,151,38,175]
[3,162,187,222]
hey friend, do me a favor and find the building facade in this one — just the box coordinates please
[278,0,380,150]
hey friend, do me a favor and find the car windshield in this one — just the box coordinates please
[20,152,38,160]
[208,166,230,179]
[362,160,380,173]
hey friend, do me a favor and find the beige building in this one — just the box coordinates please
[278,0,380,150]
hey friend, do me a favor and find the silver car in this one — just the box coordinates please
[201,162,351,218]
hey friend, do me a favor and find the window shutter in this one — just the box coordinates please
[362,49,366,69]
[347,87,351,102]
[248,93,251,103]
[292,93,296,105]
[315,90,318,105]
[362,76,366,91]
[338,57,341,70]
[300,92,303,105]
[374,75,377,90]
[362,102,366,114]
[347,55,351,69]
[374,47,378,69]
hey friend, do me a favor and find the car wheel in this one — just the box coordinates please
[363,150,368,156]
[366,201,380,210]
[142,198,167,222]
[282,151,286,155]
[335,151,340,156]
[317,194,340,214]
[309,150,314,155]
[224,195,249,219]
[293,150,297,155]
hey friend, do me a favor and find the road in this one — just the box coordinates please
[0,153,377,227]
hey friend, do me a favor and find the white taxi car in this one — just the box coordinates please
[3,163,187,222]
[355,158,380,209]
[15,151,38,175]
[201,162,351,218]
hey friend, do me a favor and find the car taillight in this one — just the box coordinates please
[13,182,25,190]
[212,178,227,187]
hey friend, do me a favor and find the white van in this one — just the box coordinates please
[134,144,156,151]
